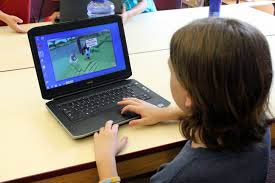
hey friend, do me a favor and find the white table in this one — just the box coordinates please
[1,5,275,72]
[0,50,185,183]
[125,5,275,54]
[1,22,274,183]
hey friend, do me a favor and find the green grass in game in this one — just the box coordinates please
[49,31,116,81]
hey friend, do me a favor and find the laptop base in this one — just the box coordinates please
[47,79,170,139]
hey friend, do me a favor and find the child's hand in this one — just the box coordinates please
[4,15,26,33]
[48,11,60,22]
[94,121,127,179]
[118,98,164,126]
[119,5,128,24]
[94,121,128,162]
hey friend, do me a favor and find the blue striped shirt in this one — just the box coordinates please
[123,0,157,13]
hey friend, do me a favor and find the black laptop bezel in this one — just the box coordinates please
[28,15,132,100]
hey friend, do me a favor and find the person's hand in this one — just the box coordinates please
[4,15,26,33]
[119,6,128,24]
[94,120,128,162]
[118,98,164,126]
[48,11,60,22]
[94,121,127,180]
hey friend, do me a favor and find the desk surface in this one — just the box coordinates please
[1,6,275,182]
[0,22,50,72]
[125,5,275,54]
[1,36,275,182]
[1,5,275,72]
[0,50,185,183]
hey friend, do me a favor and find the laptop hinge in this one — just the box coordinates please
[52,78,126,101]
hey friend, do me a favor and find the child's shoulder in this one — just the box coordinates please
[151,131,270,183]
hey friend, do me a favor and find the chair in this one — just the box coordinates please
[30,0,59,22]
[153,0,183,10]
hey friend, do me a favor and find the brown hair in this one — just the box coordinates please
[170,18,273,151]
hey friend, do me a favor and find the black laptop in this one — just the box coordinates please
[60,0,124,22]
[28,16,170,139]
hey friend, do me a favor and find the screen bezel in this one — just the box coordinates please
[28,15,131,100]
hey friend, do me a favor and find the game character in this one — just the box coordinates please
[69,52,78,63]
[83,44,91,60]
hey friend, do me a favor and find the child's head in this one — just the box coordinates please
[169,17,273,151]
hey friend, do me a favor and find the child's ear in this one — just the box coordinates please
[185,96,192,108]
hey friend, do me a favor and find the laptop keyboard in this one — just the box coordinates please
[57,83,151,122]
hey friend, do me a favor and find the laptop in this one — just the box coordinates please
[60,0,124,22]
[28,15,170,139]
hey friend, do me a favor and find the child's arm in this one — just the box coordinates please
[47,11,60,22]
[94,99,184,181]
[118,98,185,126]
[94,121,128,181]
[120,0,147,23]
[46,0,60,22]
[0,10,27,33]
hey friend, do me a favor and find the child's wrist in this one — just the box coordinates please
[96,153,116,165]
[96,157,118,180]
[158,107,175,121]
[0,11,10,22]
[158,106,184,121]
[99,176,121,183]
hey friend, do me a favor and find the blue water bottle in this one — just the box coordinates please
[209,0,222,17]
[87,0,115,18]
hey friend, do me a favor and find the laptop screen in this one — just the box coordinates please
[34,22,126,90]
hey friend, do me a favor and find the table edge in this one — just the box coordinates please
[3,140,186,183]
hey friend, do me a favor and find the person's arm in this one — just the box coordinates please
[0,10,26,33]
[120,0,147,23]
[42,0,60,22]
[117,98,185,126]
[94,121,128,181]
[47,11,60,22]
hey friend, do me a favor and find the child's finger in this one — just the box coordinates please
[129,119,146,126]
[117,136,128,154]
[121,105,140,115]
[117,99,139,106]
[13,25,27,33]
[13,16,23,23]
[105,120,113,130]
[112,124,119,134]
[124,98,144,103]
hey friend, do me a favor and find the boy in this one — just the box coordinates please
[93,18,273,183]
